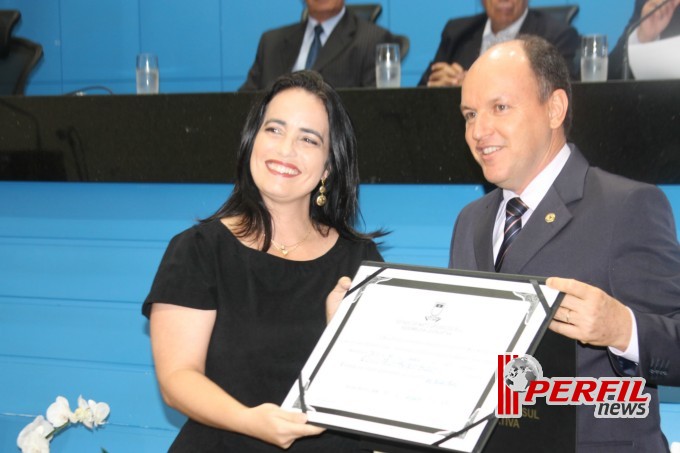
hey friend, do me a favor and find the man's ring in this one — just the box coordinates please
[566,309,571,324]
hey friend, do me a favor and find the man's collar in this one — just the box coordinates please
[308,6,346,29]
[502,143,571,211]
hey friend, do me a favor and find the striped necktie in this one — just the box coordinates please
[305,24,323,70]
[495,197,529,272]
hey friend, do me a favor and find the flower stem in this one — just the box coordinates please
[46,422,71,440]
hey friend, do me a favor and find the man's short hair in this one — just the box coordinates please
[517,34,573,136]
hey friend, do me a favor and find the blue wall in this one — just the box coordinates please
[0,0,634,95]
[1,181,679,451]
[0,181,480,451]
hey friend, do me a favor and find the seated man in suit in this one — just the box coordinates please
[419,0,579,87]
[240,0,395,91]
[609,0,680,79]
[450,35,680,450]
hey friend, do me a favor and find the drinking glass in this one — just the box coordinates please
[375,43,401,88]
[580,35,608,82]
[136,53,159,94]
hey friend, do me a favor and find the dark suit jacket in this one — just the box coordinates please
[609,0,680,79]
[240,11,394,91]
[450,145,680,452]
[418,9,580,85]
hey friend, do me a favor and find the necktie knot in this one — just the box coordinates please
[495,197,528,272]
[506,197,528,218]
[305,25,324,70]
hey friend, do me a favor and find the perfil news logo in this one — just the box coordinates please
[496,354,650,419]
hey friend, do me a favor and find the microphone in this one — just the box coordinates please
[622,0,675,80]
[63,86,114,96]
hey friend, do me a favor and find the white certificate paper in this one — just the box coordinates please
[282,262,563,452]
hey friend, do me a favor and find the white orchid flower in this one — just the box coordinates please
[73,395,110,429]
[46,396,74,427]
[89,399,111,427]
[17,415,53,453]
[73,395,95,428]
[17,395,110,452]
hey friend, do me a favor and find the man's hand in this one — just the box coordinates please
[326,276,352,323]
[427,62,466,87]
[547,277,633,351]
[637,0,680,43]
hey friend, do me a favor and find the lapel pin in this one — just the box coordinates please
[545,213,556,223]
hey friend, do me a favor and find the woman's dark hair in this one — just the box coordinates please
[203,70,383,250]
[518,34,573,137]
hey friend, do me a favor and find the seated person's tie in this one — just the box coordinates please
[495,197,528,272]
[305,24,324,70]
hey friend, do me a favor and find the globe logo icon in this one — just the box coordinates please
[503,355,543,393]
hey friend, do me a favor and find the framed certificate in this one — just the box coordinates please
[281,261,564,452]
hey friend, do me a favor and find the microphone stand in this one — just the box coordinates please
[622,0,675,80]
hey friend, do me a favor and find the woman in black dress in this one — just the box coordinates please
[143,71,382,452]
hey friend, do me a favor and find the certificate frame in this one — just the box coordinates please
[282,261,564,452]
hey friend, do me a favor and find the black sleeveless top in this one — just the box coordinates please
[143,219,382,452]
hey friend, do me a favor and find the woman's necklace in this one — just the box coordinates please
[270,227,313,256]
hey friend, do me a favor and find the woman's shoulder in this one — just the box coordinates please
[165,219,237,255]
[170,218,225,241]
[335,235,383,262]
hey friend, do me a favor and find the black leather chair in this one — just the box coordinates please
[533,5,580,25]
[0,9,20,51]
[0,10,43,95]
[302,4,382,23]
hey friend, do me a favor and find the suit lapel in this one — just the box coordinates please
[313,11,356,71]
[457,15,486,68]
[474,190,502,272]
[500,145,589,274]
[281,24,305,72]
[501,187,573,273]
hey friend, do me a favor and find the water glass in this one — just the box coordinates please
[136,53,159,94]
[580,35,608,82]
[375,43,401,88]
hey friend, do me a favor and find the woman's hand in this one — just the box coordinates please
[326,276,352,322]
[242,403,325,449]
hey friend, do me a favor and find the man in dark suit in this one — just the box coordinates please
[451,35,680,451]
[419,0,579,86]
[609,0,680,79]
[240,0,395,91]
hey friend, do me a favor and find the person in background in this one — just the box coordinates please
[240,0,396,91]
[418,0,579,87]
[609,0,680,79]
[144,71,383,452]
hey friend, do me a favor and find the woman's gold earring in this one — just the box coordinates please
[316,178,327,207]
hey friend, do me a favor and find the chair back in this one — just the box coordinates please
[0,10,43,95]
[0,37,43,95]
[0,10,21,56]
[394,34,410,60]
[533,5,580,24]
[302,4,382,23]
